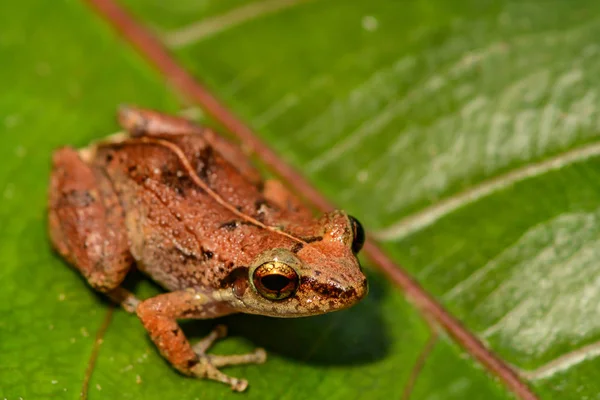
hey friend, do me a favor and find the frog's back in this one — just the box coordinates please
[92,134,306,292]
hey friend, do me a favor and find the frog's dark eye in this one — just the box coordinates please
[349,215,365,254]
[252,261,299,300]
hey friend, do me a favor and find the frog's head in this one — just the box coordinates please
[231,211,368,317]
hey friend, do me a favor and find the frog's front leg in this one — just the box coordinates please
[136,289,266,392]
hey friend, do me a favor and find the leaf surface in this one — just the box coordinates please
[5,0,592,399]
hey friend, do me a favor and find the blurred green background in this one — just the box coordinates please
[2,0,600,398]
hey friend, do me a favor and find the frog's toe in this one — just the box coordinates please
[209,348,267,368]
[192,324,228,355]
[230,378,248,392]
[191,355,252,392]
[252,348,267,364]
[190,325,267,391]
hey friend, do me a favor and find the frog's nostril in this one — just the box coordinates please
[349,278,368,301]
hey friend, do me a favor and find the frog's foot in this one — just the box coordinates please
[191,325,267,392]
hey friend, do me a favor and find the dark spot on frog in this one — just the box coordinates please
[254,199,268,211]
[105,153,114,163]
[301,276,356,299]
[203,249,214,259]
[220,266,248,288]
[220,220,256,231]
[255,198,279,213]
[291,242,304,253]
[173,247,202,265]
[159,165,197,196]
[301,236,323,244]
[128,167,149,185]
[195,146,214,183]
[254,198,280,223]
[65,189,95,207]
[220,220,239,231]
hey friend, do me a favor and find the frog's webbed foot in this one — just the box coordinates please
[191,325,267,392]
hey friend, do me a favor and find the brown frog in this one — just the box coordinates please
[48,107,367,391]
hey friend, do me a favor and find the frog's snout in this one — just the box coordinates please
[344,259,369,303]
[357,276,369,299]
[303,268,368,311]
[337,274,368,310]
[346,274,369,306]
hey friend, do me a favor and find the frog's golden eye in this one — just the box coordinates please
[252,261,299,300]
[349,215,365,254]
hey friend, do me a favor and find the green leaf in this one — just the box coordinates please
[4,0,584,399]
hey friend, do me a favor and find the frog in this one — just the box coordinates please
[47,106,368,392]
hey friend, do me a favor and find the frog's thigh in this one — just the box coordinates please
[48,147,133,292]
[263,179,312,215]
[118,105,205,137]
[117,105,262,184]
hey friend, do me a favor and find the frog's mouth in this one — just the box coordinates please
[300,276,367,302]
[269,275,368,318]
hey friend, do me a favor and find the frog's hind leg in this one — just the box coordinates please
[117,105,262,184]
[136,289,266,392]
[48,147,136,311]
[118,105,205,137]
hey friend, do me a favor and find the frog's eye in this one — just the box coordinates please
[252,261,299,300]
[349,215,365,254]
